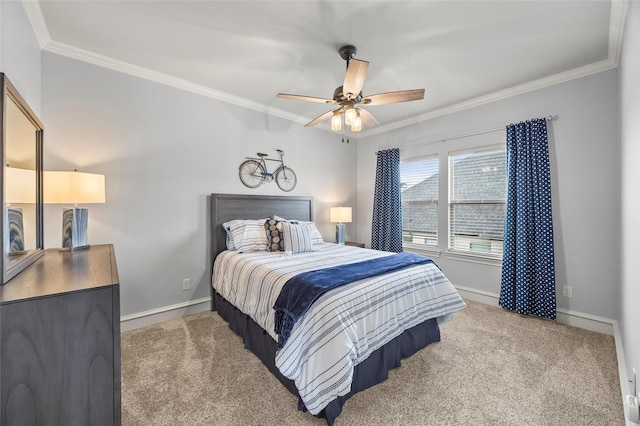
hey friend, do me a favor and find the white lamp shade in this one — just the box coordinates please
[330,206,352,223]
[5,167,36,204]
[44,171,106,204]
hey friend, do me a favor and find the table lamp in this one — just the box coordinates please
[44,170,105,250]
[330,206,352,245]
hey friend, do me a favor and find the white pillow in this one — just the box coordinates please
[283,221,313,254]
[222,219,268,252]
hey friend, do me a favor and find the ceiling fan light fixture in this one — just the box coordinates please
[276,45,424,133]
[331,111,342,132]
[344,105,356,126]
[351,113,362,132]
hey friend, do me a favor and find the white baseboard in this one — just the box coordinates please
[120,297,211,332]
[454,285,501,308]
[612,321,635,426]
[454,284,615,335]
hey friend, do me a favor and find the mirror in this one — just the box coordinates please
[1,73,44,284]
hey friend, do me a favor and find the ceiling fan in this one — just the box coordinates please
[277,45,425,133]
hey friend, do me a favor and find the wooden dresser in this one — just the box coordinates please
[0,244,121,426]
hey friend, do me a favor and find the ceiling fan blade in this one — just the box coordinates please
[343,59,369,101]
[277,93,336,104]
[362,89,425,106]
[356,107,379,127]
[305,109,340,127]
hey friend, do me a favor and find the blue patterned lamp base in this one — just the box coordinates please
[335,223,345,245]
[7,207,25,254]
[62,207,89,250]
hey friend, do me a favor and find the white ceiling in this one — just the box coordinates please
[25,1,626,137]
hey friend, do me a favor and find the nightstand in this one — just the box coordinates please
[345,241,365,248]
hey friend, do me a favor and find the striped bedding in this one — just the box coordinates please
[212,243,466,415]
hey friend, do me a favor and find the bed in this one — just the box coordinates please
[209,193,465,425]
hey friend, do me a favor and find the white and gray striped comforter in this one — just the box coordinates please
[212,244,466,415]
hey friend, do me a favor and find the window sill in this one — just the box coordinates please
[444,250,502,267]
[403,245,503,267]
[403,244,442,258]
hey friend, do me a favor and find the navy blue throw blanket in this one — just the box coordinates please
[273,252,432,349]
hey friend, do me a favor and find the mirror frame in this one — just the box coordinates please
[1,73,44,284]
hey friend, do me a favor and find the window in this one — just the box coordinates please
[400,156,438,248]
[449,147,506,257]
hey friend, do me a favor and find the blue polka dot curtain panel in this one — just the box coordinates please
[371,148,403,253]
[499,118,557,320]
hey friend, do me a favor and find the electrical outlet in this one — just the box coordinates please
[182,278,191,291]
[562,285,573,298]
[626,394,640,423]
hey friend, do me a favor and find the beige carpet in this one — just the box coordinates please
[121,300,624,425]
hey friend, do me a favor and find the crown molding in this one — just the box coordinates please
[608,0,629,66]
[21,0,51,49]
[359,58,618,138]
[30,0,627,140]
[42,40,306,126]
[314,0,630,139]
[40,39,619,141]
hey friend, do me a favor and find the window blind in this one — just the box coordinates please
[400,156,438,247]
[449,148,506,257]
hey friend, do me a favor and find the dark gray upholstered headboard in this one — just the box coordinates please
[210,193,313,261]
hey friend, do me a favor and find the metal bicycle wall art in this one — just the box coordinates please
[239,149,297,192]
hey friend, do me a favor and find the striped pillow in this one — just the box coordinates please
[304,222,324,245]
[223,219,268,253]
[225,232,236,250]
[289,220,323,245]
[283,221,313,253]
[221,221,237,250]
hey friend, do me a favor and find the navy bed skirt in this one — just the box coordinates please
[213,292,441,425]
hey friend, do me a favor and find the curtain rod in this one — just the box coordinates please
[379,115,557,153]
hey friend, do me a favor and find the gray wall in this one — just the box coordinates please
[356,69,620,321]
[41,53,357,316]
[619,0,640,396]
[0,1,41,113]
